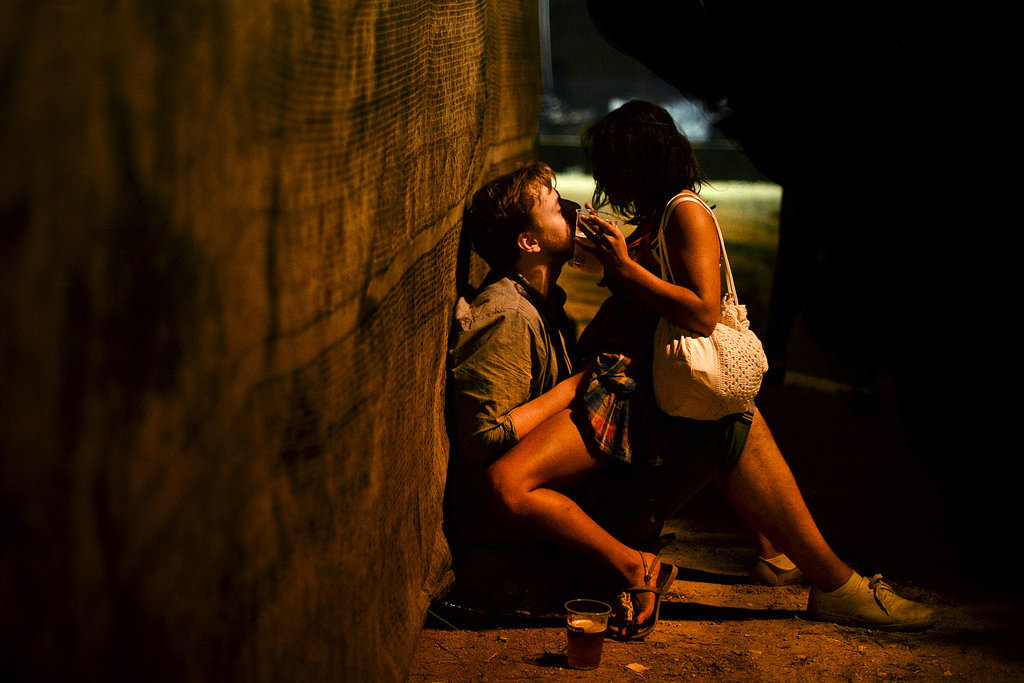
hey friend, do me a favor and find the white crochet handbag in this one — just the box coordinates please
[651,193,769,420]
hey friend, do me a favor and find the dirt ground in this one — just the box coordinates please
[410,181,1024,680]
[411,564,1023,682]
[410,338,1024,681]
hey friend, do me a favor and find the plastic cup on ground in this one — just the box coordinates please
[564,598,611,670]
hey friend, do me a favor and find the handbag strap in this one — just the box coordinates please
[653,192,740,304]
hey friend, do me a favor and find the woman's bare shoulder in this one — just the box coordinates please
[666,192,716,236]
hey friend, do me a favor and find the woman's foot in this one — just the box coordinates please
[610,548,659,643]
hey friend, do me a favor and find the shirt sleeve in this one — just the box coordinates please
[448,301,536,469]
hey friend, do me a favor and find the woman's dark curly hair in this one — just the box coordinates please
[583,99,704,228]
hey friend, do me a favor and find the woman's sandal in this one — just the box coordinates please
[611,553,678,640]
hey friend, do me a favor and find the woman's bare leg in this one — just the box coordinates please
[486,408,659,627]
[718,408,852,592]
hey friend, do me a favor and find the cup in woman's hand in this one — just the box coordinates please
[573,208,616,273]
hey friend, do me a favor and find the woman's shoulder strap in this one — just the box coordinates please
[667,190,714,216]
[660,190,714,232]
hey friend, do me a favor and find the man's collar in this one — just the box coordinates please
[489,267,566,313]
[497,269,573,376]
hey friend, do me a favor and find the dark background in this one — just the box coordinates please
[543,0,1019,576]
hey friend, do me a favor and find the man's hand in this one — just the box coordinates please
[508,361,595,440]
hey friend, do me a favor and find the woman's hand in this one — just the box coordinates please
[577,196,721,336]
[574,203,634,274]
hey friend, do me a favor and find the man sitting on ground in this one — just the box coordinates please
[443,162,933,632]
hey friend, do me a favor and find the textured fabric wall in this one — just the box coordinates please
[0,1,538,680]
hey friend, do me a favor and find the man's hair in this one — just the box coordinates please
[584,99,704,227]
[463,162,555,269]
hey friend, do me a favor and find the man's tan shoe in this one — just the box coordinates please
[807,573,934,631]
[750,554,804,586]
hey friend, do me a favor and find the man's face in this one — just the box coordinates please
[527,183,577,261]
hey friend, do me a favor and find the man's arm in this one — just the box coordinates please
[506,365,591,440]
[448,301,586,468]
[448,303,535,467]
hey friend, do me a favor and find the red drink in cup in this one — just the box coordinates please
[565,599,611,670]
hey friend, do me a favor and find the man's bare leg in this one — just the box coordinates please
[718,408,935,629]
[717,408,852,592]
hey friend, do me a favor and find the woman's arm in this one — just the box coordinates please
[577,200,721,335]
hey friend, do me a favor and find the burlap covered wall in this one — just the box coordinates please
[0,1,538,680]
